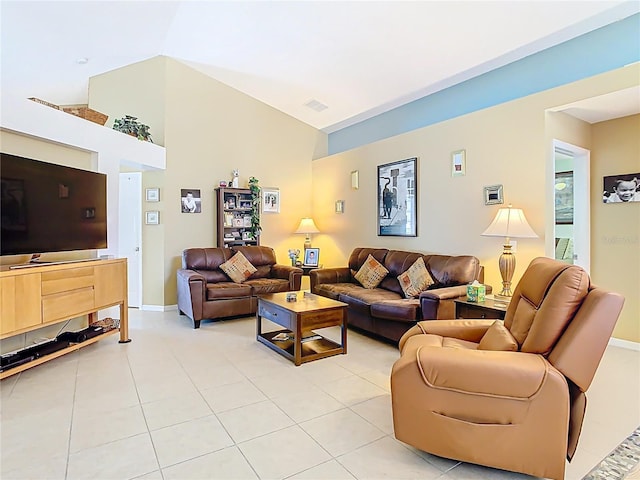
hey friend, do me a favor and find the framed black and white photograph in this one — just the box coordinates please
[603,172,640,203]
[262,187,280,213]
[378,157,417,237]
[181,189,201,213]
[484,184,504,206]
[303,247,319,267]
[145,211,159,225]
[145,188,159,202]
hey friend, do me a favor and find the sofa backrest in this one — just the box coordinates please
[424,254,481,287]
[183,247,234,283]
[348,248,389,277]
[380,250,426,294]
[232,246,277,279]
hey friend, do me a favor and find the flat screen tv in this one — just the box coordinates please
[1,153,107,256]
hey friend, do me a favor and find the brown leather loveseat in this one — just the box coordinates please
[177,246,302,328]
[310,247,484,343]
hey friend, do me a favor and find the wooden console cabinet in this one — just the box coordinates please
[0,258,129,379]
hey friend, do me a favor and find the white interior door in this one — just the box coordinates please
[118,173,142,308]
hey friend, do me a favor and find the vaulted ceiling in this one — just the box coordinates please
[1,1,638,132]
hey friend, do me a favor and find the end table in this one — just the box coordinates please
[454,296,508,320]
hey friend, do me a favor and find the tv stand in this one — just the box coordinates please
[0,258,129,379]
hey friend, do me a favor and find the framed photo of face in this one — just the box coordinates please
[303,247,319,267]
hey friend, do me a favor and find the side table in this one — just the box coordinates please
[454,296,508,320]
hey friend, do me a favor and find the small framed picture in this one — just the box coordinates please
[451,149,466,177]
[303,247,320,267]
[351,170,359,190]
[146,188,160,202]
[335,200,345,213]
[262,187,280,213]
[484,184,504,205]
[145,211,159,225]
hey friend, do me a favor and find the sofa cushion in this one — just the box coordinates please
[314,282,361,300]
[245,278,290,295]
[206,282,253,300]
[233,246,276,279]
[425,255,480,287]
[478,321,518,352]
[398,257,434,298]
[339,288,402,314]
[220,252,257,283]
[371,299,420,322]
[355,254,389,289]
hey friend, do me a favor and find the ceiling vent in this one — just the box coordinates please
[304,99,328,112]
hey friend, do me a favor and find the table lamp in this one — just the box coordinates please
[295,218,320,249]
[481,204,537,298]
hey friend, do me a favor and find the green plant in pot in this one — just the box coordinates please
[248,177,261,240]
[112,115,153,142]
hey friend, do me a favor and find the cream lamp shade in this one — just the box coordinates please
[481,205,537,298]
[295,217,320,249]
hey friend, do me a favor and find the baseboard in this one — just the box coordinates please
[608,337,640,351]
[141,304,178,312]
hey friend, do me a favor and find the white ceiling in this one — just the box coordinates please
[1,1,638,132]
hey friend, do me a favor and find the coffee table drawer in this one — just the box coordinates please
[301,309,344,330]
[258,302,293,328]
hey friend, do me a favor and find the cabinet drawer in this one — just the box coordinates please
[456,304,505,320]
[258,303,293,328]
[42,267,94,295]
[42,287,95,323]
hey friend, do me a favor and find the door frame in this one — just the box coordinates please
[550,139,591,273]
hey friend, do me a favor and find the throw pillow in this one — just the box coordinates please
[477,321,519,352]
[220,252,257,284]
[354,254,389,289]
[397,257,434,298]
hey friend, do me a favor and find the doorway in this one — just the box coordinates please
[118,172,142,308]
[552,140,590,273]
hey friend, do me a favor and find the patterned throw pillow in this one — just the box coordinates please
[397,257,434,298]
[354,254,389,289]
[220,252,257,284]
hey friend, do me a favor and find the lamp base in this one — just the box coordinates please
[498,244,516,298]
[304,235,311,250]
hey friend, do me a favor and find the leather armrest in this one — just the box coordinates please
[310,267,353,291]
[176,268,206,321]
[271,264,303,290]
[419,285,493,319]
[416,347,549,399]
[399,320,495,351]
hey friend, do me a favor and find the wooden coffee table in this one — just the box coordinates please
[256,292,348,366]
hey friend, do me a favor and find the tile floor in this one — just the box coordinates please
[1,309,638,480]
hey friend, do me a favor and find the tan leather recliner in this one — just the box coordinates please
[391,257,624,480]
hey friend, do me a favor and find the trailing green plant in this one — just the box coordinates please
[112,115,153,142]
[248,177,261,240]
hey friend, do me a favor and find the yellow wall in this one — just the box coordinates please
[591,114,640,342]
[89,57,327,306]
[311,65,639,342]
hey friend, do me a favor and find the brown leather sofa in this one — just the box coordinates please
[177,246,302,328]
[391,257,624,479]
[310,247,484,343]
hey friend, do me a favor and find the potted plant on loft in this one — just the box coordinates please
[248,176,261,240]
[112,115,153,142]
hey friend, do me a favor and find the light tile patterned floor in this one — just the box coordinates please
[1,309,638,480]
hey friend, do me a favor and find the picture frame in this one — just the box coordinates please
[484,184,504,205]
[603,172,640,203]
[145,188,159,202]
[451,149,466,177]
[555,171,574,223]
[181,189,201,213]
[335,200,344,213]
[303,247,319,267]
[262,187,280,213]
[378,157,417,237]
[351,170,359,190]
[145,211,159,225]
